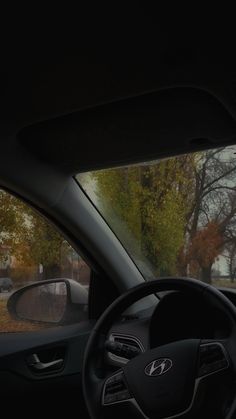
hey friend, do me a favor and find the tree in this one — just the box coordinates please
[23,210,68,279]
[92,155,195,276]
[91,146,236,283]
[180,147,236,283]
[0,189,72,280]
[225,241,236,282]
[186,222,223,283]
[0,190,29,268]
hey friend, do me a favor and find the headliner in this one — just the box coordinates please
[2,12,236,173]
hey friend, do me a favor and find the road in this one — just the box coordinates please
[0,291,13,300]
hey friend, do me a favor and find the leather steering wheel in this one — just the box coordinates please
[83,278,236,418]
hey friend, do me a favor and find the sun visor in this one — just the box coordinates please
[18,87,236,173]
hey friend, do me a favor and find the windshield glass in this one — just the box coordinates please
[76,146,236,288]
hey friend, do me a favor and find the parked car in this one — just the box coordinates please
[0,277,13,293]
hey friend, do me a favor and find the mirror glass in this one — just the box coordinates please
[15,282,67,323]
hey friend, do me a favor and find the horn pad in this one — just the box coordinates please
[123,339,199,418]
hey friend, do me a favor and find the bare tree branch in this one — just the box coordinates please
[202,165,236,193]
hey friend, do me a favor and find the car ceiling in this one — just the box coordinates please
[2,11,236,175]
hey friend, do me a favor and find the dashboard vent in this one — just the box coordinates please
[108,334,144,365]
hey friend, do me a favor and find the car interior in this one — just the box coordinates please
[2,10,236,418]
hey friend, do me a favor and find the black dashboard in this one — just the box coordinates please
[106,288,234,367]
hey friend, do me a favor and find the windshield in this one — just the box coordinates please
[76,146,236,288]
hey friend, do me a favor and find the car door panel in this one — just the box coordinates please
[0,321,95,410]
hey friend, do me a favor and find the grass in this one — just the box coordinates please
[0,300,45,333]
[212,279,236,289]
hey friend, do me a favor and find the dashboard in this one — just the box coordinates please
[106,288,234,367]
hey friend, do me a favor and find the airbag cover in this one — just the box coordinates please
[123,339,199,418]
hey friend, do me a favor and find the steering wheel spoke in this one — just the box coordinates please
[102,369,132,406]
[198,340,230,378]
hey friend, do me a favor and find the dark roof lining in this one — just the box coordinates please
[18,87,236,174]
[3,12,236,140]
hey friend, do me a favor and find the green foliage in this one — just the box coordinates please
[23,210,66,267]
[144,189,186,274]
[0,190,28,263]
[0,190,70,272]
[93,156,195,276]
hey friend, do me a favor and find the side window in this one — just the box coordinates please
[0,189,91,332]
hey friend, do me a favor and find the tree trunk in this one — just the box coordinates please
[201,265,212,284]
[43,264,61,280]
[177,261,188,276]
[228,248,236,282]
[140,167,152,261]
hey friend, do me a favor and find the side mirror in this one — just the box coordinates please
[7,279,88,325]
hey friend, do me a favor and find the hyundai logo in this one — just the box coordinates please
[144,358,173,377]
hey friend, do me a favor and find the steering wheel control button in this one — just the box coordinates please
[103,371,131,405]
[116,390,131,401]
[104,394,117,404]
[105,339,141,359]
[198,343,229,377]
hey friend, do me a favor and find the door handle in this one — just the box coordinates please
[27,353,64,372]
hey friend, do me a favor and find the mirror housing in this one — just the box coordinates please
[7,279,88,325]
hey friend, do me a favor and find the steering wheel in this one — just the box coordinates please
[83,278,236,418]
